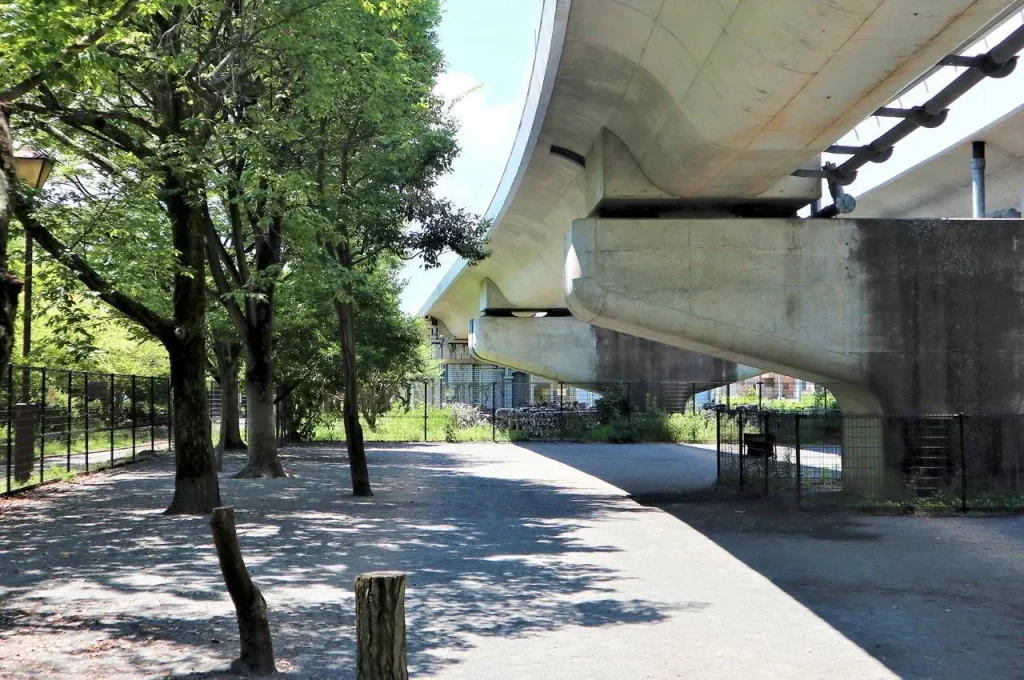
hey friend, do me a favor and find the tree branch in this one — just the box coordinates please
[10,192,173,343]
[0,0,140,102]
[34,121,120,176]
[202,209,249,341]
[14,101,155,159]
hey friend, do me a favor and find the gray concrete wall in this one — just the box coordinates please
[565,217,1024,416]
[470,316,754,385]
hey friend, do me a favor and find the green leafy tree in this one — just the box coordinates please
[307,0,488,496]
[352,261,439,431]
[0,0,141,389]
[275,258,438,441]
[4,1,262,514]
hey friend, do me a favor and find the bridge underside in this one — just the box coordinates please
[425,0,1016,339]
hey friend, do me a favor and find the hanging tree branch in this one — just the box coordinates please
[0,0,141,103]
[9,191,173,343]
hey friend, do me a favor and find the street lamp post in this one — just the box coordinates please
[12,145,54,400]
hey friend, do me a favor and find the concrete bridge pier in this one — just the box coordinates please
[471,279,759,411]
[565,216,1024,499]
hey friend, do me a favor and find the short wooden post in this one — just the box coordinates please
[355,571,408,680]
[210,507,276,676]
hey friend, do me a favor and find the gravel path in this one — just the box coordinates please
[0,442,968,678]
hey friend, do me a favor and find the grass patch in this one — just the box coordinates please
[309,407,721,445]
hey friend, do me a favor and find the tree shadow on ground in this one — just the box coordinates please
[0,444,685,678]
[515,441,1024,679]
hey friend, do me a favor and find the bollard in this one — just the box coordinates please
[13,403,35,483]
[355,571,408,680]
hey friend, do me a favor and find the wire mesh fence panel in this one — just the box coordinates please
[960,415,1024,511]
[793,412,844,506]
[258,375,1024,513]
[716,411,741,487]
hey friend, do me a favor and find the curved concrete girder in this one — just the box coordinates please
[424,0,1015,341]
[565,216,1024,416]
[469,315,759,386]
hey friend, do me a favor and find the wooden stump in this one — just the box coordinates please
[210,506,277,676]
[355,571,408,680]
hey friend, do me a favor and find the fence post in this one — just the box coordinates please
[795,413,802,508]
[491,381,497,442]
[149,376,155,450]
[210,507,277,675]
[423,381,428,442]
[6,366,12,493]
[109,372,115,466]
[958,413,967,514]
[726,383,731,410]
[758,381,763,411]
[131,375,137,462]
[39,367,46,484]
[83,371,89,473]
[738,412,745,491]
[716,409,721,483]
[763,411,770,496]
[66,371,72,472]
[559,382,565,441]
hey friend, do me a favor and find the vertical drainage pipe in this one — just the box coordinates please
[973,141,986,218]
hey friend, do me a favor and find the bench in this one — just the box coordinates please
[743,433,777,459]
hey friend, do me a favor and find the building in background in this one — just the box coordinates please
[428,318,599,409]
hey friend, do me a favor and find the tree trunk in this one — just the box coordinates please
[214,340,246,452]
[234,330,287,478]
[164,188,220,515]
[211,507,276,676]
[276,384,298,443]
[355,572,408,680]
[165,334,221,514]
[334,297,371,496]
[0,109,22,388]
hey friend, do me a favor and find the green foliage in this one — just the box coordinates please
[724,386,839,412]
[277,258,438,439]
[11,257,166,375]
[593,383,631,424]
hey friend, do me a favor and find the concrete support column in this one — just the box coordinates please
[565,216,1024,497]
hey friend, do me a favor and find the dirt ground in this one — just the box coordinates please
[0,442,1021,679]
[636,494,1024,679]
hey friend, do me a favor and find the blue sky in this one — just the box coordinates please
[399,0,543,314]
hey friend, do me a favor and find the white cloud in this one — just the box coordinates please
[433,72,524,215]
[400,70,530,315]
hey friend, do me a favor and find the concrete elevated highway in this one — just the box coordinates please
[421,0,1024,432]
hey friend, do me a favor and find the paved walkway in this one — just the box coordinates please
[0,443,897,678]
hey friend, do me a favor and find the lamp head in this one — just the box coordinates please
[12,145,55,190]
